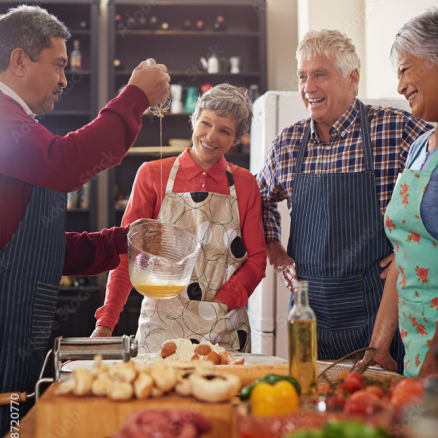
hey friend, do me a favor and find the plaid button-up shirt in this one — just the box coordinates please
[257,98,433,243]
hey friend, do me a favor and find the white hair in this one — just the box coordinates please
[390,8,438,68]
[190,83,253,143]
[296,29,360,96]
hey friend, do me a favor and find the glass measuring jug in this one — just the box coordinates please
[128,220,201,299]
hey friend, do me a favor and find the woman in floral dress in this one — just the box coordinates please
[366,9,438,378]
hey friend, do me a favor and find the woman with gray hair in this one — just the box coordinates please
[366,8,438,378]
[93,84,267,354]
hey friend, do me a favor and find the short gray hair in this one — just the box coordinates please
[191,83,253,142]
[390,8,438,68]
[296,29,361,95]
[0,5,70,72]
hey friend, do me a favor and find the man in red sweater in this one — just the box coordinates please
[0,6,169,431]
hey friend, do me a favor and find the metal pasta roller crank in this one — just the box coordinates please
[0,335,138,405]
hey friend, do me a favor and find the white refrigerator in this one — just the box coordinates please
[248,91,411,360]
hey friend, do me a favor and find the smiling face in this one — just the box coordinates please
[298,54,359,138]
[22,36,68,115]
[190,109,237,170]
[396,53,438,122]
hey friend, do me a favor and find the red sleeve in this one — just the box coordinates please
[95,160,172,330]
[215,169,267,309]
[63,225,130,276]
[0,85,149,192]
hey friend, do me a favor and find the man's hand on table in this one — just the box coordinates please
[267,241,297,292]
[91,325,112,337]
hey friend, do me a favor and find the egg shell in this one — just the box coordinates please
[161,341,177,358]
[194,344,211,356]
[206,351,221,365]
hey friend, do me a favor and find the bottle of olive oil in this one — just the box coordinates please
[288,280,317,396]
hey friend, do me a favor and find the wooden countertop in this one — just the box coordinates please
[3,361,404,438]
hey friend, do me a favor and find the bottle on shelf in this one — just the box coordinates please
[213,15,226,31]
[196,20,204,31]
[185,87,198,114]
[115,14,122,29]
[183,20,192,31]
[288,280,318,396]
[149,16,158,30]
[113,59,123,70]
[161,22,169,30]
[79,21,88,30]
[70,40,83,71]
[248,84,261,103]
[126,16,137,29]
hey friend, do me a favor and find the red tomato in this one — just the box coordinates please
[344,392,380,415]
[338,371,350,380]
[391,379,425,401]
[340,376,362,393]
[349,371,364,384]
[349,390,379,402]
[365,385,384,399]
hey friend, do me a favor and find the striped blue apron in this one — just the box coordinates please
[0,185,65,433]
[287,100,404,373]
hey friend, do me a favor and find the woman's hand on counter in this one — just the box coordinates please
[91,325,112,337]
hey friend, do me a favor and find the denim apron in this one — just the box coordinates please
[136,157,250,354]
[384,135,438,377]
[288,100,404,372]
[0,185,65,433]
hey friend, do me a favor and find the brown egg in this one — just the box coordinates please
[160,341,177,358]
[230,357,244,365]
[194,344,211,356]
[219,351,234,365]
[206,351,221,365]
[191,353,200,361]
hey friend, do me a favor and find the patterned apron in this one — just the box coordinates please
[384,134,438,378]
[0,185,65,434]
[136,157,251,354]
[288,100,405,372]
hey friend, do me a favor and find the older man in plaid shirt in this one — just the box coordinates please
[257,29,432,372]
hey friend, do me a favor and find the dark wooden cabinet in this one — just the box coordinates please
[107,0,267,227]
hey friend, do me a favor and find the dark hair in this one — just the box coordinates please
[0,5,70,72]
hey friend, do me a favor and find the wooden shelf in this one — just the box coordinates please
[115,30,260,36]
[66,208,91,212]
[128,146,186,155]
[116,70,261,76]
[64,70,91,75]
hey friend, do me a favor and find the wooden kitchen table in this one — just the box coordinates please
[2,361,404,438]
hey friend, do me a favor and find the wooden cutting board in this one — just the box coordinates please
[36,384,235,438]
[35,364,289,438]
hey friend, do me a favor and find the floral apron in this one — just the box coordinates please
[136,156,250,354]
[384,135,438,378]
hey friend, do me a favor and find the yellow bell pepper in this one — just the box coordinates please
[250,380,300,417]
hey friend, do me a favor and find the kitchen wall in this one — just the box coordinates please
[267,0,437,100]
